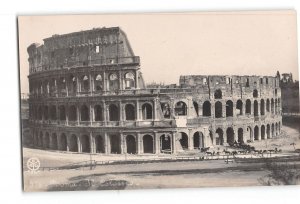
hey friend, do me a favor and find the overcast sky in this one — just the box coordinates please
[18,11,298,93]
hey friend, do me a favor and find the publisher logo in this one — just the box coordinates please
[27,157,40,173]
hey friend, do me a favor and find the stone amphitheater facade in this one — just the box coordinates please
[27,27,282,155]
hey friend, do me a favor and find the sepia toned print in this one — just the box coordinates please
[19,11,300,192]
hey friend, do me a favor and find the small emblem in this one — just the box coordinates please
[27,157,40,173]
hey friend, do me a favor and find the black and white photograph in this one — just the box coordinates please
[18,11,300,192]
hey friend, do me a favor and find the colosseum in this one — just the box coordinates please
[27,27,282,155]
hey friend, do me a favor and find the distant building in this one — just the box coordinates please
[280,73,300,114]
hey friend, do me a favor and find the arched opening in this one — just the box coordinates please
[203,101,211,116]
[254,100,259,116]
[266,99,270,113]
[124,72,135,89]
[160,134,171,153]
[175,101,187,116]
[69,134,78,152]
[94,74,103,91]
[51,133,58,150]
[110,135,121,154]
[44,106,49,120]
[80,105,89,121]
[193,101,199,116]
[238,128,244,143]
[44,132,50,149]
[193,132,204,148]
[236,100,243,115]
[214,89,222,99]
[50,105,57,120]
[275,123,278,136]
[38,106,43,120]
[109,104,119,121]
[108,73,119,91]
[39,132,43,147]
[69,75,77,94]
[161,103,171,118]
[275,99,278,114]
[253,89,258,98]
[125,104,135,120]
[226,127,234,145]
[267,124,271,139]
[271,99,274,114]
[95,135,105,153]
[81,75,89,92]
[59,105,66,121]
[68,105,77,121]
[279,122,281,133]
[59,77,66,94]
[60,133,67,151]
[246,99,251,114]
[226,100,233,117]
[94,105,103,121]
[81,135,90,153]
[271,124,275,137]
[215,128,224,145]
[179,132,188,150]
[260,99,265,115]
[247,126,253,141]
[254,126,259,140]
[215,101,223,118]
[142,103,153,119]
[261,125,266,140]
[143,135,154,154]
[126,135,136,154]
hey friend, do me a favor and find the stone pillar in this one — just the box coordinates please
[135,70,139,89]
[211,102,215,118]
[153,98,158,121]
[187,98,191,117]
[102,101,107,126]
[188,129,194,150]
[222,101,226,118]
[233,126,238,143]
[242,100,246,115]
[171,132,176,154]
[90,132,95,153]
[119,71,123,91]
[76,105,80,126]
[103,71,107,92]
[89,73,93,95]
[119,101,123,126]
[104,132,110,154]
[136,100,140,121]
[77,136,82,153]
[154,132,160,154]
[76,76,80,95]
[90,104,93,126]
[137,133,142,154]
[120,132,125,154]
[65,105,69,126]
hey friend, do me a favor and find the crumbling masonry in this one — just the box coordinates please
[27,27,282,154]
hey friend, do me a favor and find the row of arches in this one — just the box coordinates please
[215,122,281,145]
[213,88,278,99]
[31,102,154,122]
[30,71,137,96]
[201,98,280,118]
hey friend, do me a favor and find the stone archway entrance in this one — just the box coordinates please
[143,135,154,154]
[179,132,188,150]
[126,135,136,154]
[160,134,171,153]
